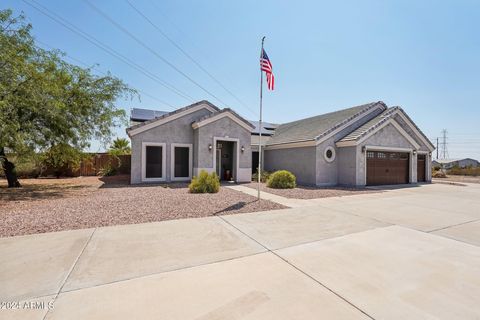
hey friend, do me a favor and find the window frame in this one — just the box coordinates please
[142,142,166,182]
[170,143,193,181]
[324,146,336,163]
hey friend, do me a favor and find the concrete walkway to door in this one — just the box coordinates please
[1,183,480,320]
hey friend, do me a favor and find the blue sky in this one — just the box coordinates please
[4,0,480,159]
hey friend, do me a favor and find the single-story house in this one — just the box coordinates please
[432,158,479,169]
[126,100,435,186]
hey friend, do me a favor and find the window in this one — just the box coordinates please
[377,152,386,159]
[142,142,166,181]
[324,146,336,162]
[174,147,189,177]
[367,151,375,158]
[171,143,192,181]
[146,146,163,178]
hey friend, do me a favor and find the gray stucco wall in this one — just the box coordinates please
[314,107,385,186]
[392,114,431,152]
[195,116,252,182]
[264,147,316,185]
[337,146,357,185]
[130,108,212,184]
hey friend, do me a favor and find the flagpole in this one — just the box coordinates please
[258,36,265,200]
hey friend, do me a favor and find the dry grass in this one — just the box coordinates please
[0,176,286,237]
[243,182,381,199]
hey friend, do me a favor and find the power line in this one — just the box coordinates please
[35,40,176,109]
[23,0,195,103]
[125,0,258,117]
[83,0,229,107]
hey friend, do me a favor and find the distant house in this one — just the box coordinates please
[432,158,479,169]
[126,100,435,186]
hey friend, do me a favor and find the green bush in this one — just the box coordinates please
[189,170,220,193]
[42,144,86,178]
[252,169,271,183]
[97,163,117,176]
[266,170,296,189]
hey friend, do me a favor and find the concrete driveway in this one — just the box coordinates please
[1,183,480,319]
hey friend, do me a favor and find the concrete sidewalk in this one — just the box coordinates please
[1,183,480,319]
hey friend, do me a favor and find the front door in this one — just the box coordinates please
[417,154,426,182]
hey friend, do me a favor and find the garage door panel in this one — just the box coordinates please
[367,151,409,185]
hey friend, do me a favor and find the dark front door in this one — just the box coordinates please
[417,154,426,182]
[367,151,409,185]
[252,151,259,174]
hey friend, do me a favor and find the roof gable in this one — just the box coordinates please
[337,107,435,151]
[127,100,219,137]
[192,108,255,131]
[266,101,387,146]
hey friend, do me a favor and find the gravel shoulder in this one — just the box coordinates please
[0,176,286,237]
[243,182,381,199]
[434,175,480,184]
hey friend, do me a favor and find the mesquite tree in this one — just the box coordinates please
[0,9,135,187]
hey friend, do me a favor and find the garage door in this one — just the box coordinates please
[367,151,409,185]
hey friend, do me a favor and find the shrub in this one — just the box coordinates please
[41,144,86,178]
[98,163,117,176]
[189,170,220,193]
[252,169,271,183]
[432,171,447,178]
[266,170,296,189]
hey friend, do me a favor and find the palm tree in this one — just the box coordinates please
[108,138,131,155]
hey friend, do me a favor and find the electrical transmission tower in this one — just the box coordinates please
[439,129,449,159]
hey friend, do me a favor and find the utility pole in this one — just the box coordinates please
[436,137,439,159]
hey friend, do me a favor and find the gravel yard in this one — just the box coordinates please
[0,176,286,237]
[243,182,381,199]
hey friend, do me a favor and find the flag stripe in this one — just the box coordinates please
[260,49,274,91]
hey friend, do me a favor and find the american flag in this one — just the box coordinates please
[260,49,274,90]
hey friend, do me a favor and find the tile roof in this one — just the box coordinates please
[339,107,400,142]
[266,101,387,145]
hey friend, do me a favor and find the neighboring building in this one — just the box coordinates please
[126,100,435,186]
[432,158,479,169]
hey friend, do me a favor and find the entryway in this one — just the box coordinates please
[417,154,426,182]
[215,140,236,181]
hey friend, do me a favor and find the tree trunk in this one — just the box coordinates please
[0,147,21,188]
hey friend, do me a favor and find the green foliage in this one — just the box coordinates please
[41,144,86,178]
[98,163,117,177]
[266,170,296,189]
[252,169,271,183]
[189,170,220,193]
[108,137,131,156]
[0,152,41,178]
[0,9,136,167]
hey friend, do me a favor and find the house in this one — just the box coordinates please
[126,100,435,186]
[432,158,479,169]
